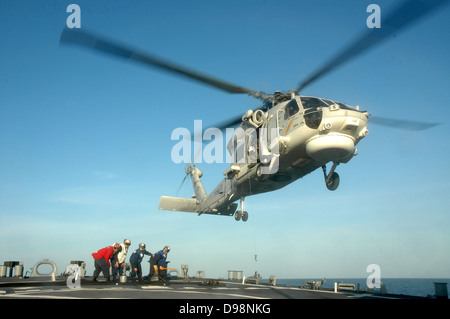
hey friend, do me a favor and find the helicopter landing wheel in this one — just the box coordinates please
[322,163,340,191]
[234,211,248,222]
[326,172,340,191]
[235,197,248,222]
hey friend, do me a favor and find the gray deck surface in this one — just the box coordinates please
[0,277,413,299]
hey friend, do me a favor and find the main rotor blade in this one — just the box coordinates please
[370,116,440,131]
[208,116,243,132]
[296,0,449,92]
[60,28,262,97]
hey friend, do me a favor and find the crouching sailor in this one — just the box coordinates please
[129,243,153,283]
[92,243,122,282]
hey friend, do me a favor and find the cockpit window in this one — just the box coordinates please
[300,97,328,109]
[304,108,322,129]
[323,98,354,110]
[336,102,352,110]
[301,97,324,129]
[284,99,300,120]
[322,99,336,106]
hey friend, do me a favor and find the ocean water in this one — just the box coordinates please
[275,278,449,297]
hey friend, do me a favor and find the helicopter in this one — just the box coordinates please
[159,93,370,222]
[60,0,445,222]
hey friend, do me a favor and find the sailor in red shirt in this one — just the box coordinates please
[92,243,122,282]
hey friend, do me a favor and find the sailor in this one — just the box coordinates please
[91,243,122,282]
[111,239,131,282]
[129,243,153,283]
[149,245,170,282]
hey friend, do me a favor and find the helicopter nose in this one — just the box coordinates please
[305,134,355,163]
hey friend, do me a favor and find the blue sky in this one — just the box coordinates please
[1,0,449,280]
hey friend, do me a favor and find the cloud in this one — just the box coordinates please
[53,186,110,206]
[92,171,117,180]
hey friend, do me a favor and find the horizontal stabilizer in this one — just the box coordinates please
[159,196,198,213]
